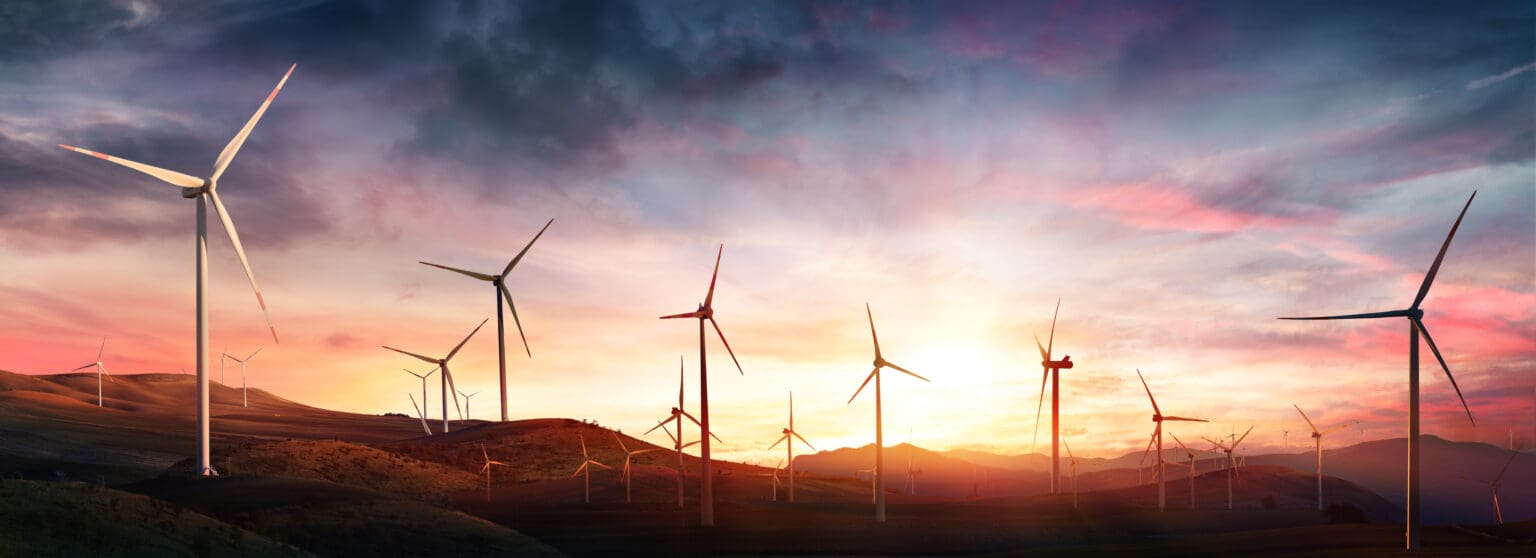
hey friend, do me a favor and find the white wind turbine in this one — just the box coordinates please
[479,443,508,502]
[1279,192,1478,550]
[615,433,659,504]
[1294,403,1352,511]
[1136,369,1208,512]
[643,356,717,510]
[1204,425,1254,510]
[768,390,815,502]
[70,337,112,407]
[1460,450,1520,525]
[59,66,292,475]
[457,390,478,421]
[403,367,438,424]
[1169,432,1199,509]
[659,245,744,527]
[408,394,432,436]
[222,348,261,407]
[419,218,553,423]
[848,303,930,522]
[571,433,612,504]
[383,318,487,433]
[769,458,785,501]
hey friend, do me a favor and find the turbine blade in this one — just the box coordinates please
[1034,333,1049,363]
[644,417,671,436]
[1031,367,1048,451]
[1162,416,1208,423]
[680,410,704,428]
[613,432,629,453]
[1321,423,1351,436]
[866,302,881,360]
[708,317,744,375]
[682,440,700,449]
[211,64,295,182]
[209,191,277,343]
[57,144,203,188]
[245,347,262,361]
[572,463,587,478]
[1294,404,1320,434]
[383,346,439,364]
[418,261,495,282]
[678,355,685,407]
[847,368,877,404]
[502,218,554,276]
[1277,310,1411,320]
[590,461,613,470]
[703,244,723,309]
[1233,425,1255,448]
[1136,369,1161,416]
[96,337,106,362]
[884,361,929,382]
[1412,191,1476,310]
[660,310,706,320]
[1063,439,1074,460]
[446,318,490,361]
[793,431,815,450]
[1169,432,1190,452]
[500,283,532,358]
[1493,450,1518,483]
[1139,430,1156,465]
[71,363,95,372]
[768,434,788,450]
[1047,298,1060,359]
[482,444,490,462]
[444,365,463,419]
[1413,318,1475,425]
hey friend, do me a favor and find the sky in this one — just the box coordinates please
[1,0,1532,464]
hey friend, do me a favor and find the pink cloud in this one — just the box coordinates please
[1062,181,1301,234]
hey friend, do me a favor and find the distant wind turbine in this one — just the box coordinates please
[1279,191,1478,551]
[1136,369,1208,512]
[419,218,553,422]
[1031,299,1075,494]
[848,303,930,522]
[1063,439,1079,509]
[222,348,261,407]
[458,390,478,421]
[1294,403,1351,511]
[768,390,815,502]
[615,433,659,504]
[479,443,507,502]
[1204,425,1254,510]
[70,337,112,407]
[1169,432,1198,509]
[571,433,612,504]
[383,319,488,433]
[403,367,438,423]
[643,356,716,509]
[659,244,744,527]
[1460,450,1520,525]
[59,65,292,476]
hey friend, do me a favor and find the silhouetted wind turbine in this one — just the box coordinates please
[383,318,487,433]
[615,433,659,504]
[848,303,930,522]
[58,65,292,475]
[659,245,743,526]
[419,218,552,422]
[1279,191,1478,550]
[571,433,611,504]
[1460,450,1519,525]
[1204,425,1253,510]
[70,337,112,407]
[768,390,815,502]
[403,367,438,423]
[480,443,507,502]
[458,390,478,421]
[1136,369,1208,512]
[1138,430,1158,485]
[1169,432,1198,509]
[223,348,261,407]
[1294,404,1351,511]
[1031,299,1075,494]
[1063,439,1079,509]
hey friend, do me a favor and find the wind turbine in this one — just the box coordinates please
[403,367,437,421]
[615,433,659,504]
[768,390,815,502]
[408,394,432,436]
[1169,432,1198,509]
[906,458,923,496]
[856,468,876,504]
[848,303,930,522]
[419,218,553,423]
[659,244,743,527]
[571,433,612,504]
[1204,425,1254,510]
[222,348,261,407]
[763,458,785,501]
[480,443,507,502]
[1294,404,1352,511]
[58,66,291,475]
[458,390,478,421]
[1136,369,1208,512]
[70,337,112,407]
[1138,430,1159,485]
[1279,192,1478,551]
[1460,450,1520,525]
[1031,299,1075,494]
[643,356,717,509]
[1063,439,1079,509]
[383,318,487,433]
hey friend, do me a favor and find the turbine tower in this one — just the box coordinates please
[419,218,552,422]
[848,303,930,522]
[1031,299,1075,494]
[768,390,815,502]
[383,318,487,433]
[70,337,111,407]
[1279,192,1478,550]
[1204,425,1254,510]
[222,348,261,407]
[1294,403,1351,511]
[58,65,292,475]
[659,245,743,527]
[1136,369,1208,512]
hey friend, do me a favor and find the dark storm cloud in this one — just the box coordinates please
[0,0,144,62]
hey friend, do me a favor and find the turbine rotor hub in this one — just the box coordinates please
[1407,308,1424,319]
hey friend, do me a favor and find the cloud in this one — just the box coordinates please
[1467,61,1536,90]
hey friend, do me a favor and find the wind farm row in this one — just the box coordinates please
[41,63,1521,556]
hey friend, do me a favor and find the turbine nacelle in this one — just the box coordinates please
[180,182,212,198]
